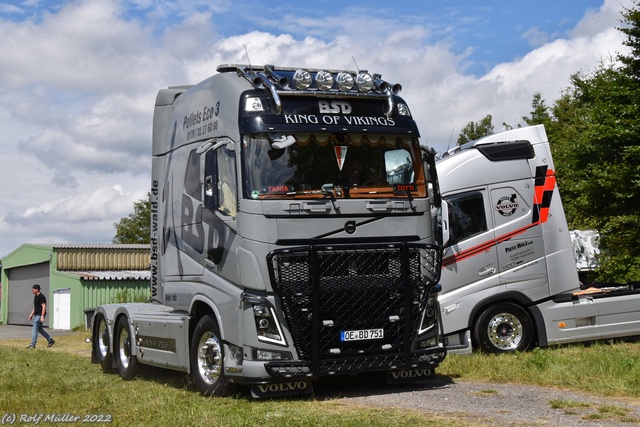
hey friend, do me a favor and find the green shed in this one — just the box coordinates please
[1,244,150,330]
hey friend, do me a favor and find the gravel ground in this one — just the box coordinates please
[314,375,640,426]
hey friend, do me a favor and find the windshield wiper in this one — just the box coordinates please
[285,188,341,212]
[322,188,341,212]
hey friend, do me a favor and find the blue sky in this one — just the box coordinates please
[0,0,632,257]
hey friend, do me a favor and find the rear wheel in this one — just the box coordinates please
[474,303,534,353]
[114,316,137,380]
[93,313,112,371]
[191,315,230,397]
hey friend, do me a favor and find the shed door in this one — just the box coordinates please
[7,262,51,327]
[53,289,71,330]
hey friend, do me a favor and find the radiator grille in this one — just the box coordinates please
[267,243,442,375]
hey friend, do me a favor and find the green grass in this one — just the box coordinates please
[3,334,640,426]
[439,341,640,398]
[0,333,464,427]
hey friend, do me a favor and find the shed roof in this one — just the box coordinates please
[65,270,151,281]
[52,244,149,250]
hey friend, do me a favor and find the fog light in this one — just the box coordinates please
[336,72,354,92]
[355,72,373,92]
[293,69,312,90]
[316,70,334,91]
[254,348,293,361]
[417,337,438,349]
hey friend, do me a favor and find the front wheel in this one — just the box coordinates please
[114,316,137,380]
[473,303,534,353]
[190,315,230,397]
[93,313,113,371]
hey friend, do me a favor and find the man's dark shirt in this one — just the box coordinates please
[34,293,46,316]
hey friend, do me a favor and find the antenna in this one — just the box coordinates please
[446,129,454,152]
[244,45,253,72]
[351,56,360,72]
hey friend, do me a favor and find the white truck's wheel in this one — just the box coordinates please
[474,303,534,353]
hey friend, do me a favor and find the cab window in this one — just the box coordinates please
[205,145,237,217]
[446,191,487,244]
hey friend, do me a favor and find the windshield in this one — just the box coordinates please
[242,133,426,199]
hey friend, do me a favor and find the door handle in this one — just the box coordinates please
[478,266,496,277]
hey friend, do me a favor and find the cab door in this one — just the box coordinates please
[490,178,547,296]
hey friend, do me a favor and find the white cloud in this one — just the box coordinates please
[0,184,147,251]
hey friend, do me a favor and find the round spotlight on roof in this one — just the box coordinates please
[315,70,334,91]
[336,72,354,92]
[355,72,374,93]
[293,69,313,90]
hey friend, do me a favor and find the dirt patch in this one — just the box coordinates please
[315,375,640,426]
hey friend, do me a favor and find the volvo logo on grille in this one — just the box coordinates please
[344,221,357,234]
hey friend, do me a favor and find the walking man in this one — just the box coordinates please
[27,284,55,349]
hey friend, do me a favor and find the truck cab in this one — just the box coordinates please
[436,125,640,353]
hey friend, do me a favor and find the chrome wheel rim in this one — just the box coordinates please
[98,319,109,358]
[118,327,131,369]
[197,332,222,385]
[487,312,523,350]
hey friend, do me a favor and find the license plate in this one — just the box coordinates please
[340,328,384,342]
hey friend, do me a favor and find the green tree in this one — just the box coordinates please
[547,46,640,281]
[113,193,151,244]
[513,1,640,282]
[522,92,552,128]
[457,114,494,145]
[618,0,640,80]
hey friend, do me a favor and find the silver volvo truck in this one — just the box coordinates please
[92,64,445,398]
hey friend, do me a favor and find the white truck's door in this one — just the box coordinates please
[490,178,549,299]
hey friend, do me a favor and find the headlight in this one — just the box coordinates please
[253,304,287,346]
[418,295,437,335]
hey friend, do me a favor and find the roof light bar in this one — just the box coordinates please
[233,64,400,95]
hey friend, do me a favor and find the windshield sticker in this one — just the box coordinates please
[334,146,348,171]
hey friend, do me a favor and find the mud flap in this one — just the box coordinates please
[385,367,435,384]
[250,380,313,399]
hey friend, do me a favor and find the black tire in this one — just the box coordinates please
[191,315,230,397]
[473,303,534,353]
[93,313,113,371]
[114,316,137,380]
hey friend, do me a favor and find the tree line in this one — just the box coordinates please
[114,1,640,282]
[456,2,640,282]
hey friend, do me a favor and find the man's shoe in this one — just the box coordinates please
[26,345,35,349]
[47,340,55,348]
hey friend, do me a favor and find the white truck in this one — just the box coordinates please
[436,124,640,353]
[91,64,446,397]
